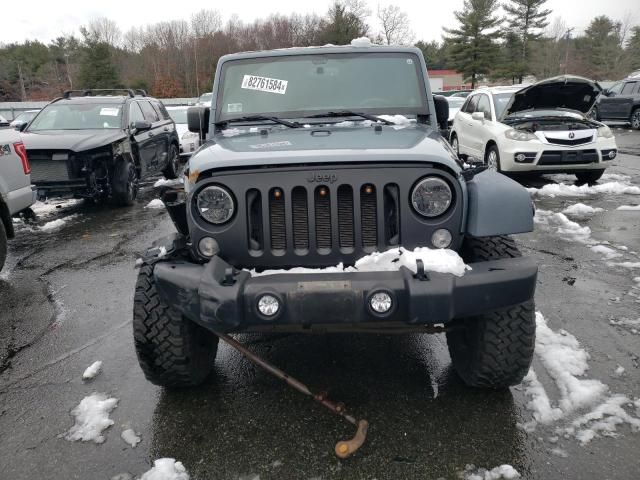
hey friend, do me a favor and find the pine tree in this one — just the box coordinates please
[627,27,640,72]
[78,35,119,89]
[443,0,502,88]
[503,0,552,83]
[319,2,369,45]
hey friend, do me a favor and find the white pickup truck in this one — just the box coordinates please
[0,129,35,271]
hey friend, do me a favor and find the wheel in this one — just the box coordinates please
[485,145,501,172]
[0,220,7,272]
[111,160,138,206]
[133,264,218,387]
[446,236,536,389]
[450,133,468,161]
[162,143,179,179]
[575,169,605,184]
[631,108,640,130]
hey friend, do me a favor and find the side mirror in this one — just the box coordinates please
[18,122,28,132]
[188,106,210,141]
[433,95,449,129]
[133,120,152,132]
[472,112,485,122]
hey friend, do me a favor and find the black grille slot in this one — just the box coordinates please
[383,184,400,246]
[314,187,332,250]
[246,189,263,251]
[269,188,286,250]
[337,186,355,249]
[360,185,378,247]
[292,187,309,250]
[538,150,598,165]
[544,135,593,146]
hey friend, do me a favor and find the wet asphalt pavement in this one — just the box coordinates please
[1,129,640,480]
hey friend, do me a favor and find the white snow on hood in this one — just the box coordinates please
[64,393,118,443]
[250,247,470,277]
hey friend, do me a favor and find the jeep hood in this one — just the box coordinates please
[188,124,460,176]
[21,129,127,152]
[501,75,602,119]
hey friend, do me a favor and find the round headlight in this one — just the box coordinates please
[411,177,452,218]
[197,185,235,224]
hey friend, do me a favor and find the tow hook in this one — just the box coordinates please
[213,331,369,458]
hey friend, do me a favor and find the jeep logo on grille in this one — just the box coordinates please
[307,173,338,184]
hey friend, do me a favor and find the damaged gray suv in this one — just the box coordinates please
[133,45,538,394]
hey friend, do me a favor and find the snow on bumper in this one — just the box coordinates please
[151,255,537,332]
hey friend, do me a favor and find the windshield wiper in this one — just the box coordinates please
[220,115,301,128]
[304,111,395,125]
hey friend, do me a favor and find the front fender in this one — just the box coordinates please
[465,170,534,237]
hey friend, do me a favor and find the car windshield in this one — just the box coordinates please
[28,103,123,131]
[13,111,38,123]
[493,93,514,119]
[217,52,427,122]
[167,108,188,124]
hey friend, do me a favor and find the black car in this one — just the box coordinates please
[20,89,181,205]
[593,75,640,129]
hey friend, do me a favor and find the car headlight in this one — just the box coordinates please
[411,176,452,218]
[504,129,536,141]
[597,125,614,138]
[196,185,235,224]
[182,131,199,140]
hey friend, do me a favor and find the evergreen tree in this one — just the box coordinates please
[78,41,119,89]
[503,0,552,83]
[319,1,369,45]
[625,26,640,72]
[579,16,624,80]
[443,0,502,88]
[493,32,524,83]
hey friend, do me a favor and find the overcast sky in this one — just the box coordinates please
[3,0,639,45]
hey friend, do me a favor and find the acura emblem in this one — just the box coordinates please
[568,132,575,139]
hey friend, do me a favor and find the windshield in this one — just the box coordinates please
[28,103,123,131]
[217,52,426,122]
[493,93,514,119]
[13,111,37,123]
[167,108,188,123]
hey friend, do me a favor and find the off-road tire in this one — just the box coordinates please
[575,169,605,184]
[630,108,640,130]
[0,220,7,272]
[133,265,218,387]
[112,160,138,207]
[446,236,536,389]
[162,143,179,180]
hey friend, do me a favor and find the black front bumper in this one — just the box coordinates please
[151,253,537,333]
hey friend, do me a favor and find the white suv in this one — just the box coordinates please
[450,76,618,183]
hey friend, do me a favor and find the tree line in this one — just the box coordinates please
[1,0,638,101]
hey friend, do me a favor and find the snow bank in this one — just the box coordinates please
[82,361,103,380]
[121,428,141,447]
[616,205,640,211]
[140,459,189,480]
[145,199,165,209]
[528,181,640,198]
[561,203,603,217]
[64,393,118,443]
[251,247,470,277]
[463,464,520,480]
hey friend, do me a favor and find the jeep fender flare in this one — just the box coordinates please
[464,170,534,237]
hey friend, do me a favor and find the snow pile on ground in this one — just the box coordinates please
[39,214,78,232]
[562,203,604,218]
[251,247,470,277]
[140,459,189,480]
[121,428,141,447]
[64,393,118,443]
[601,173,631,182]
[82,361,103,380]
[528,181,640,198]
[617,204,640,211]
[590,245,622,260]
[145,199,165,209]
[463,464,520,480]
[31,199,82,217]
[154,178,184,188]
[521,313,640,444]
[534,210,592,244]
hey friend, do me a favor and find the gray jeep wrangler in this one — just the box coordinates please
[133,44,537,390]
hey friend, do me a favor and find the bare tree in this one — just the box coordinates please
[377,4,414,45]
[191,9,222,38]
[86,17,122,46]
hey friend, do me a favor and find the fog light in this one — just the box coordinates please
[369,291,392,314]
[198,236,219,257]
[515,153,526,162]
[257,294,280,317]
[608,150,616,159]
[431,229,452,249]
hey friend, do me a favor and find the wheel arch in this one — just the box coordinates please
[0,198,15,239]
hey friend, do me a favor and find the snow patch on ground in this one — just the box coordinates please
[550,447,569,458]
[31,199,82,217]
[534,210,592,244]
[145,199,165,209]
[590,245,623,260]
[140,459,189,480]
[40,215,78,232]
[562,203,603,218]
[82,361,103,380]
[463,464,520,479]
[154,178,184,188]
[528,181,640,198]
[616,204,640,211]
[607,262,640,269]
[250,247,470,277]
[121,428,141,447]
[64,393,118,443]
